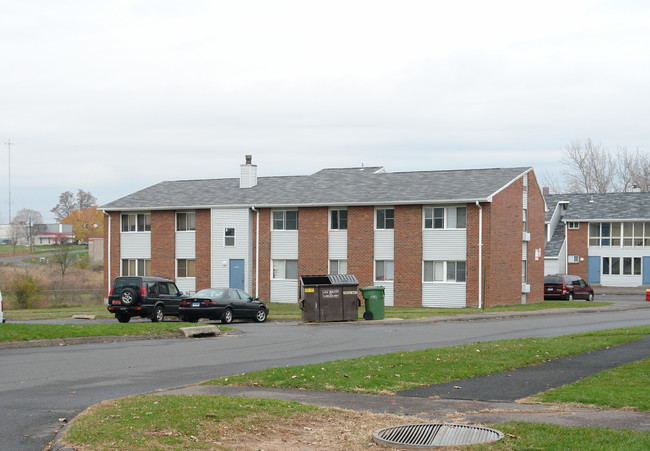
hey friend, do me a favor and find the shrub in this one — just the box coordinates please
[10,274,42,309]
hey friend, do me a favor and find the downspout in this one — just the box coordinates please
[475,201,483,309]
[103,211,111,297]
[564,221,568,273]
[251,207,260,298]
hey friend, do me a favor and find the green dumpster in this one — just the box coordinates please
[360,286,385,320]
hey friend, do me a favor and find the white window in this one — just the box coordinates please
[330,209,347,230]
[567,222,579,229]
[376,209,394,229]
[121,259,151,276]
[568,255,579,263]
[329,259,347,275]
[177,259,196,278]
[272,210,298,230]
[424,207,466,229]
[176,212,196,231]
[423,261,466,282]
[121,213,151,232]
[375,260,394,281]
[224,228,235,246]
[272,259,298,279]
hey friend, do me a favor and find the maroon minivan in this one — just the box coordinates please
[544,274,594,301]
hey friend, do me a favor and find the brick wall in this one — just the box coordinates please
[465,203,483,307]
[104,211,121,296]
[298,207,329,275]
[526,172,545,303]
[195,209,211,290]
[394,205,422,306]
[483,178,524,306]
[347,206,374,290]
[566,222,589,280]
[151,210,175,280]
[257,208,271,301]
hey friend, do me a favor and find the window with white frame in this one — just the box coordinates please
[177,259,196,278]
[568,255,579,263]
[602,256,642,276]
[375,260,394,281]
[224,227,235,246]
[567,222,580,229]
[176,212,196,231]
[121,259,151,276]
[423,207,466,229]
[589,222,650,247]
[376,208,394,229]
[423,261,466,282]
[330,209,348,230]
[272,210,298,230]
[121,213,151,232]
[272,259,298,279]
[329,259,347,275]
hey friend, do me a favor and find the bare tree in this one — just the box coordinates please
[51,191,76,222]
[13,209,43,252]
[8,221,22,253]
[617,147,650,192]
[562,139,618,193]
[545,139,650,194]
[51,190,97,222]
[51,235,76,282]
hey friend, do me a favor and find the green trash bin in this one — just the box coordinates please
[360,286,385,320]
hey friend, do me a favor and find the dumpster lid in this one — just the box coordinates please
[300,274,359,285]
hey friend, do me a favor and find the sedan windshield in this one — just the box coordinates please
[194,289,226,298]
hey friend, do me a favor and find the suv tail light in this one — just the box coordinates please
[109,287,114,295]
[141,286,147,297]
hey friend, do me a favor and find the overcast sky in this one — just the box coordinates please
[1,0,649,223]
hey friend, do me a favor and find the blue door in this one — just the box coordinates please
[587,256,600,284]
[229,259,245,290]
[643,257,650,285]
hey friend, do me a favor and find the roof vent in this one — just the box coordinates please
[240,155,257,188]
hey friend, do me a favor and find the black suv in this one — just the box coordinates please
[107,276,187,323]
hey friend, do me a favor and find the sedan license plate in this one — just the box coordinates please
[547,287,553,291]
[192,302,200,307]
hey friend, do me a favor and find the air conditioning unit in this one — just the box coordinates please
[522,283,531,293]
[522,232,531,241]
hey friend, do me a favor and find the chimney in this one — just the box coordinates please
[240,155,257,188]
[542,186,550,195]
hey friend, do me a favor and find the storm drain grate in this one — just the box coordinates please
[373,423,504,449]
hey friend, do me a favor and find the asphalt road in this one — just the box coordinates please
[1,304,649,451]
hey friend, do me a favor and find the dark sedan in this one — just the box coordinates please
[178,288,268,324]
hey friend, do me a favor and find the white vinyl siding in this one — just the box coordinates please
[120,233,151,259]
[175,230,195,259]
[374,229,394,259]
[422,229,466,260]
[328,230,347,260]
[270,279,298,303]
[592,248,646,287]
[211,208,252,292]
[422,284,466,308]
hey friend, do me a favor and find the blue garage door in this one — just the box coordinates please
[587,256,600,284]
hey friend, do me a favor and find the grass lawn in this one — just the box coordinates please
[0,322,210,342]
[205,326,649,400]
[0,244,88,255]
[61,395,650,451]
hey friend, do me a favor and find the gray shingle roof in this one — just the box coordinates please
[545,222,566,258]
[101,166,532,211]
[544,193,650,222]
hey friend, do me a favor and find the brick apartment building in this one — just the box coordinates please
[101,157,545,308]
[544,192,650,287]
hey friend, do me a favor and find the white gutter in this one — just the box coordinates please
[103,211,111,296]
[251,207,260,298]
[476,201,483,309]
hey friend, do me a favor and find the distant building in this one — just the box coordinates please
[544,192,650,287]
[34,224,74,245]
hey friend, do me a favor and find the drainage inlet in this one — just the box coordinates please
[373,423,504,449]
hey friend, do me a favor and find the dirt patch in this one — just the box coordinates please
[196,409,429,450]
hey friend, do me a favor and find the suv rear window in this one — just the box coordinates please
[544,276,563,284]
[113,277,141,290]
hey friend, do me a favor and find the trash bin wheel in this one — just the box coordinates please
[363,311,374,320]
